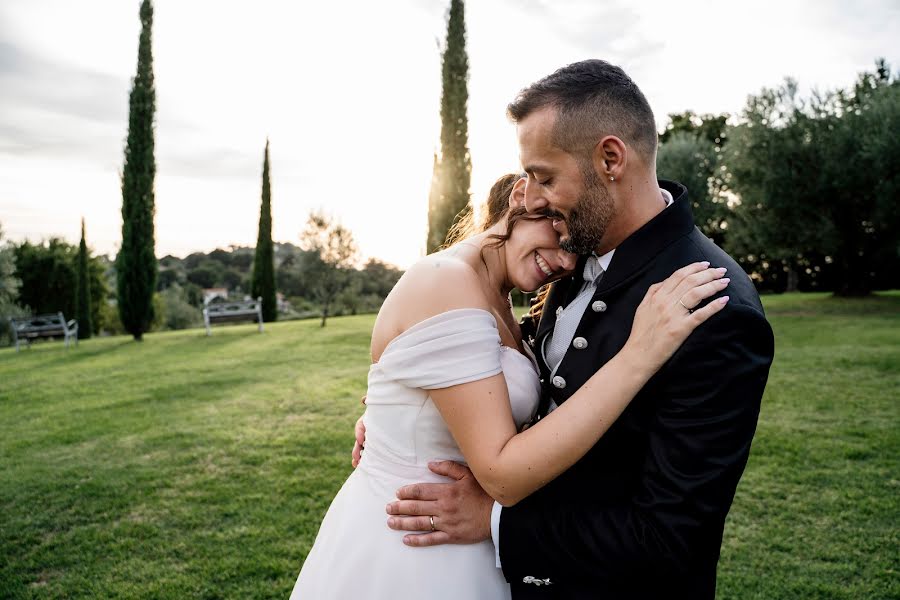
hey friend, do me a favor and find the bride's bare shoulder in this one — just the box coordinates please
[372,252,492,358]
[391,252,490,314]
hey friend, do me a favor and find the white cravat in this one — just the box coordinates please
[490,187,674,569]
[543,251,612,372]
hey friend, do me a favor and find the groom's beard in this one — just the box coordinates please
[559,165,615,255]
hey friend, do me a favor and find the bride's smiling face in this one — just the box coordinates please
[502,178,577,292]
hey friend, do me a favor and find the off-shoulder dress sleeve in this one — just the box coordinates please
[374,308,502,390]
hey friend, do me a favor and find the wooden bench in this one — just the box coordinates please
[9,312,79,352]
[202,297,264,336]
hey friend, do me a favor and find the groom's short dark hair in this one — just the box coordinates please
[507,59,658,164]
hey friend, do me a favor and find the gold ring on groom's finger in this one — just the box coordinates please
[430,515,436,531]
[678,296,693,314]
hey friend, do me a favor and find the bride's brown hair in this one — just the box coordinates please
[442,174,552,322]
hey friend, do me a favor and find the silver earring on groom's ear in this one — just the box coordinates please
[609,176,615,182]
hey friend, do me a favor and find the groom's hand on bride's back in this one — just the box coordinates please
[385,460,493,547]
[351,396,366,468]
[351,416,365,468]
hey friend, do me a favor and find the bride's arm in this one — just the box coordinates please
[430,262,730,507]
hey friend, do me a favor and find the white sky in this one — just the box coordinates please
[1,0,897,268]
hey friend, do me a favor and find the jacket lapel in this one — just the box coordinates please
[596,180,696,295]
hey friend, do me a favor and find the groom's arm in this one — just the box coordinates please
[497,304,774,584]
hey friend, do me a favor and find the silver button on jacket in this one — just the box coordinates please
[572,336,588,350]
[592,300,607,312]
[552,375,566,389]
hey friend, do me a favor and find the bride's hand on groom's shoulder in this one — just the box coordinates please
[624,261,731,375]
[385,461,493,547]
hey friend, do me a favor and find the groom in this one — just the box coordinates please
[380,60,774,599]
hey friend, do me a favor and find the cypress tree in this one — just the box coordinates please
[426,152,443,250]
[117,0,157,341]
[251,139,277,322]
[426,0,471,253]
[76,218,93,339]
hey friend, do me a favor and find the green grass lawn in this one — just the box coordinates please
[1,292,897,599]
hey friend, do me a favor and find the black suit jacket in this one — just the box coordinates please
[501,181,774,599]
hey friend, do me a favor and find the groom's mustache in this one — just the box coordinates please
[540,208,566,222]
[540,208,569,237]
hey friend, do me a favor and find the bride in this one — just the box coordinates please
[290,174,729,598]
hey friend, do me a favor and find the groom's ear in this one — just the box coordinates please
[509,176,527,208]
[592,135,627,182]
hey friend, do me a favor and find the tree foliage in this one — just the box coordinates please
[76,219,93,339]
[426,152,443,251]
[15,240,77,318]
[117,0,158,339]
[0,224,21,308]
[427,0,471,253]
[657,131,725,243]
[275,246,319,298]
[0,224,27,345]
[660,111,729,149]
[13,239,108,334]
[299,212,358,327]
[155,245,401,324]
[251,139,277,322]
[157,284,202,331]
[725,61,899,296]
[359,258,403,298]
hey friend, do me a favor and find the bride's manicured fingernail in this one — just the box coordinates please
[719,296,730,304]
[717,267,727,273]
[701,261,710,267]
[720,278,731,284]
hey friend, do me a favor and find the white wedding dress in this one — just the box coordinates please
[290,309,540,599]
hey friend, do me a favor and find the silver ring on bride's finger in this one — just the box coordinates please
[430,515,436,531]
[678,297,693,314]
